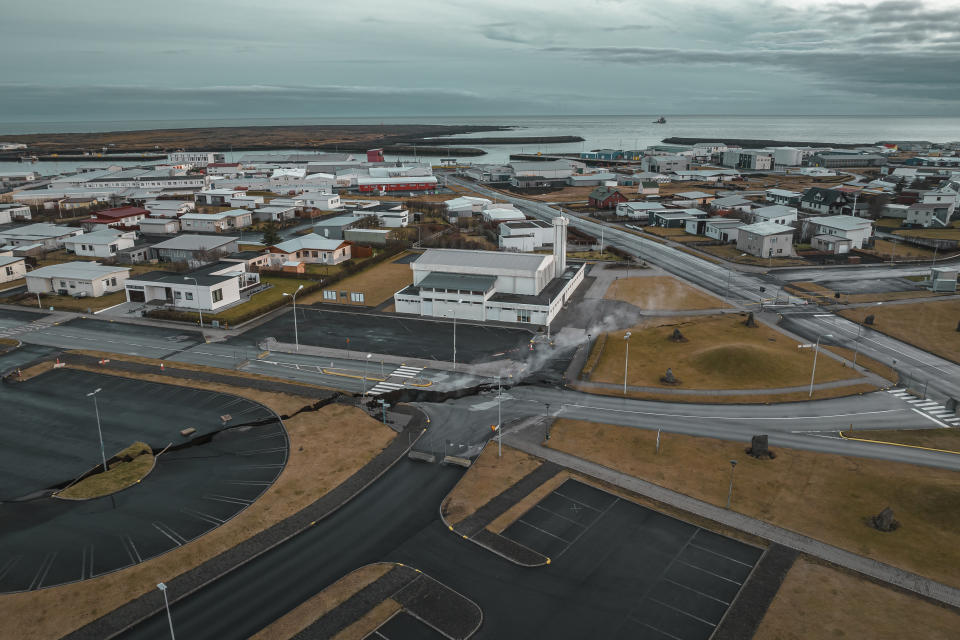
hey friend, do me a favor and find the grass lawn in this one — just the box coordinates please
[697,243,811,267]
[16,289,128,312]
[57,442,153,499]
[250,564,394,640]
[839,299,960,364]
[546,419,960,589]
[0,277,25,292]
[300,255,414,306]
[571,382,880,404]
[585,314,862,389]
[0,375,397,640]
[441,445,542,525]
[164,276,318,327]
[605,275,729,310]
[642,226,709,244]
[894,227,960,241]
[755,559,960,640]
[863,238,937,259]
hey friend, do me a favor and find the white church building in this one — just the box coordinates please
[394,217,584,326]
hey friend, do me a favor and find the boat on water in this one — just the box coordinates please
[653,116,666,124]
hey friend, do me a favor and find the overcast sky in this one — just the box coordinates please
[2,0,958,121]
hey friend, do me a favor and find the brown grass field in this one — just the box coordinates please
[57,442,153,499]
[585,314,862,389]
[572,382,880,404]
[696,243,811,267]
[839,299,960,364]
[546,419,960,588]
[300,255,414,306]
[840,428,960,452]
[442,444,542,525]
[250,563,394,640]
[604,275,729,310]
[754,559,960,640]
[789,280,946,304]
[642,226,710,244]
[0,382,396,640]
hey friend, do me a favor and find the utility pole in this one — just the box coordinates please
[809,333,833,397]
[726,460,738,508]
[87,388,108,472]
[623,331,632,395]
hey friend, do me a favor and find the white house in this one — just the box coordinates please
[26,262,130,297]
[267,234,352,266]
[229,194,266,209]
[63,230,137,258]
[498,220,554,252]
[151,235,239,266]
[802,216,873,249]
[736,222,795,258]
[124,261,259,312]
[394,218,584,326]
[704,219,744,243]
[195,188,241,207]
[0,255,27,284]
[0,223,83,250]
[144,200,195,216]
[444,196,492,220]
[180,210,252,233]
[765,189,802,206]
[302,192,341,210]
[139,217,181,234]
[0,203,32,223]
[252,206,298,223]
[709,195,754,213]
[905,203,952,228]
[750,205,798,226]
[616,201,663,221]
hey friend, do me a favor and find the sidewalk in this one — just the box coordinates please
[504,421,960,610]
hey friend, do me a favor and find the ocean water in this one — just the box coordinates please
[2,115,959,174]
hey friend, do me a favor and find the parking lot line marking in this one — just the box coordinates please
[29,552,57,591]
[203,493,254,505]
[0,557,17,583]
[644,596,718,628]
[675,559,743,585]
[532,504,585,527]
[514,518,571,543]
[126,537,142,563]
[663,577,731,605]
[152,524,182,547]
[687,541,755,568]
[551,489,604,513]
[640,622,684,640]
[549,493,621,560]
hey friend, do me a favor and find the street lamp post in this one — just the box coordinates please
[281,284,305,352]
[363,353,372,396]
[496,375,503,457]
[156,582,176,640]
[86,388,108,472]
[623,331,632,395]
[808,333,834,398]
[726,459,738,509]
[183,276,202,328]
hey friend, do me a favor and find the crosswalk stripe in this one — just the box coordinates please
[907,399,925,404]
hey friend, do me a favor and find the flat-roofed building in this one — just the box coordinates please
[125,261,259,311]
[0,255,27,284]
[26,261,129,297]
[179,210,252,233]
[750,205,798,226]
[736,221,795,258]
[498,219,554,252]
[151,235,239,266]
[0,203,32,223]
[63,229,137,258]
[0,223,83,250]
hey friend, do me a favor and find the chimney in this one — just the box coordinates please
[552,215,568,278]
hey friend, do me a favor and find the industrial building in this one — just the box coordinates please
[498,220,554,251]
[394,217,585,326]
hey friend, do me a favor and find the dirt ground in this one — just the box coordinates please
[839,299,960,364]
[251,563,394,640]
[643,226,710,244]
[604,275,729,310]
[300,254,414,307]
[754,559,960,640]
[441,444,542,525]
[862,238,937,260]
[0,388,396,640]
[546,419,960,589]
[585,314,863,389]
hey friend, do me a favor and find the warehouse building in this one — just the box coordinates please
[395,217,584,326]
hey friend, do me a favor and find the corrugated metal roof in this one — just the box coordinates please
[28,261,128,279]
[415,249,550,271]
[418,272,497,292]
[152,235,238,251]
[739,221,795,236]
[806,215,872,230]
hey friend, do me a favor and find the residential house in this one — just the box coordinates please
[60,196,103,211]
[144,200,195,216]
[26,261,130,297]
[267,234,352,266]
[802,216,873,249]
[221,250,272,271]
[63,229,137,258]
[252,205,298,223]
[589,187,628,209]
[0,223,83,250]
[301,192,342,210]
[905,203,952,228]
[800,188,847,216]
[674,191,715,206]
[650,209,709,228]
[616,201,663,221]
[139,217,181,234]
[179,210,252,233]
[229,194,266,209]
[736,222,795,258]
[639,181,660,196]
[709,195,753,213]
[704,219,744,243]
[82,206,149,230]
[151,235,239,266]
[206,162,243,177]
[194,188,241,207]
[0,203,32,223]
[750,205,798,226]
[343,229,393,247]
[811,235,853,255]
[0,255,27,284]
[125,261,259,312]
[765,189,802,206]
[315,214,364,240]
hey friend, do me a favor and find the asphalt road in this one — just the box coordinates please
[0,368,287,593]
[450,178,960,404]
[12,316,203,360]
[120,460,763,640]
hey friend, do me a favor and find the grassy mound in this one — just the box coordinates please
[687,343,783,386]
[57,442,154,500]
